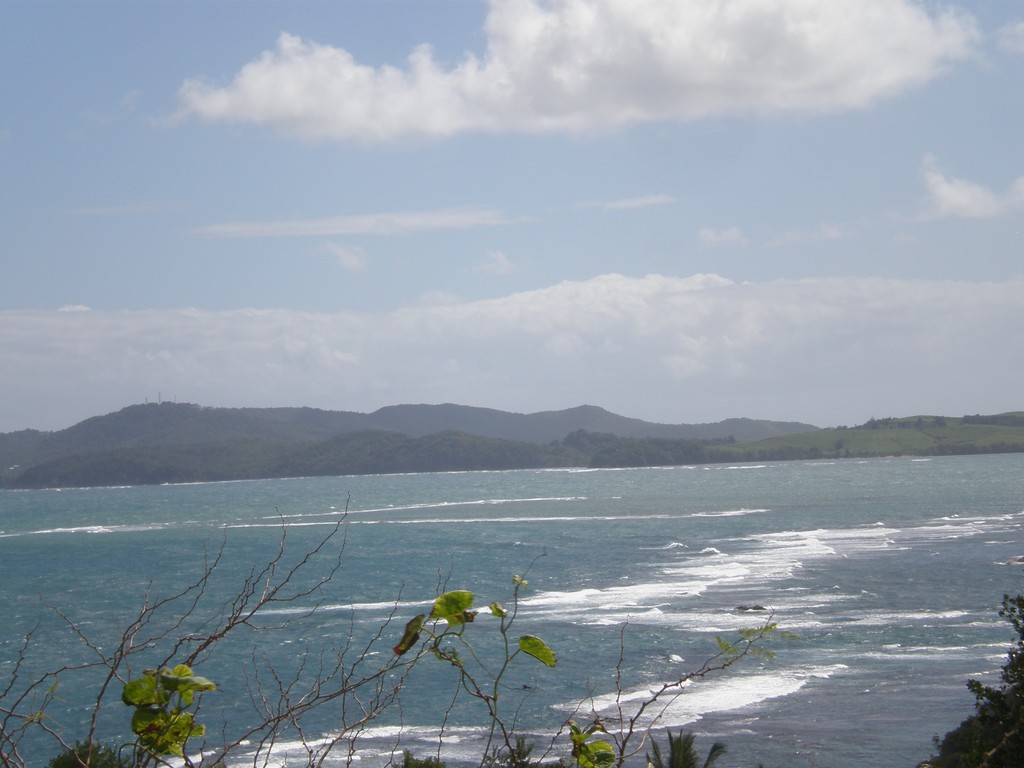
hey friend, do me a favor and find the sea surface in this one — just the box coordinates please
[2,454,1024,768]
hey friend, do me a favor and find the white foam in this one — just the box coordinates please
[524,571,740,616]
[827,609,973,627]
[580,664,846,729]
[219,664,846,767]
[260,496,589,522]
[690,508,769,518]
[1,522,170,538]
[258,597,434,617]
[226,513,675,530]
[519,507,1020,638]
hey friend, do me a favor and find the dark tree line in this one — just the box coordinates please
[8,422,1024,489]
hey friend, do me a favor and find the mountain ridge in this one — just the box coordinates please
[4,404,1024,490]
[0,401,817,488]
[1,401,817,454]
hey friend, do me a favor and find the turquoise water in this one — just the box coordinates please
[2,455,1024,767]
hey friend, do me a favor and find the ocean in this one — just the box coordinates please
[2,454,1024,768]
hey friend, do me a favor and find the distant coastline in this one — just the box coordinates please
[2,402,1022,490]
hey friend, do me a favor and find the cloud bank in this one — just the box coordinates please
[996,21,1024,55]
[698,227,748,247]
[919,155,1024,219]
[3,274,1021,433]
[178,0,978,141]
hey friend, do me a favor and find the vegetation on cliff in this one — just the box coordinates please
[923,588,1024,767]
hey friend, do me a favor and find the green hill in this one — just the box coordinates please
[4,404,1022,489]
[0,402,816,489]
[704,414,1024,462]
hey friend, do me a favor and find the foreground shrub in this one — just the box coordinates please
[402,750,447,768]
[46,741,121,768]
[924,592,1024,767]
[646,730,726,768]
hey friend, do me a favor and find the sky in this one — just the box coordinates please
[1,0,1023,433]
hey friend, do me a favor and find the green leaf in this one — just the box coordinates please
[587,741,615,768]
[393,614,424,656]
[715,636,736,654]
[159,671,217,695]
[122,675,160,707]
[431,590,475,624]
[518,635,556,667]
[164,711,198,744]
[131,707,166,738]
[489,602,507,618]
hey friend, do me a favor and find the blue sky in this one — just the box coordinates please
[2,0,1022,433]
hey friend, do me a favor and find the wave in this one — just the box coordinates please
[690,508,769,518]
[2,506,709,538]
[0,522,171,539]
[577,664,847,729]
[262,496,589,521]
[222,725,489,768]
[852,641,1004,661]
[825,609,976,628]
[258,597,435,618]
[222,664,847,768]
[228,513,676,530]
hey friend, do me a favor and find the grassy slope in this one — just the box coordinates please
[712,415,1024,460]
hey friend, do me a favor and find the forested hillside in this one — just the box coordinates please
[0,402,815,488]
[3,404,1023,489]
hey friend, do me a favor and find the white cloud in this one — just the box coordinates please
[764,223,849,248]
[919,155,1024,220]
[193,206,516,237]
[996,21,1024,55]
[576,194,677,211]
[322,242,367,272]
[602,194,677,211]
[3,273,1022,432]
[698,227,748,247]
[475,250,518,275]
[178,0,978,141]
